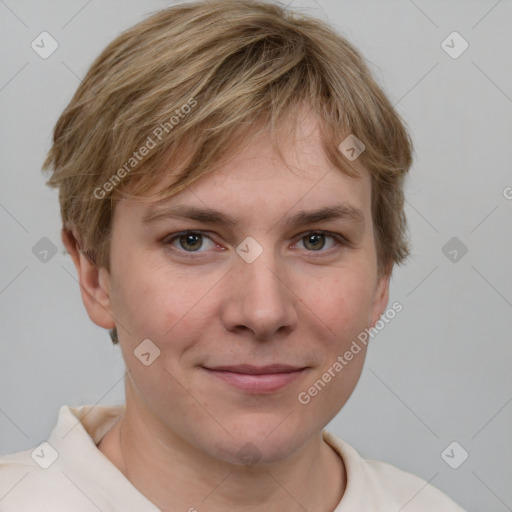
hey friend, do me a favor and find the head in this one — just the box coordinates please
[43,0,412,465]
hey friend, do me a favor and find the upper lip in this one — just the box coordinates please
[204,364,305,374]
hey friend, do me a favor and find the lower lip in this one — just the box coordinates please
[203,368,306,393]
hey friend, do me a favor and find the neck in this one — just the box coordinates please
[98,383,346,511]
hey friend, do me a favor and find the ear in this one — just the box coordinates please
[369,265,391,328]
[62,228,115,330]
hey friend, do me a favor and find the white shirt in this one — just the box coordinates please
[0,404,466,511]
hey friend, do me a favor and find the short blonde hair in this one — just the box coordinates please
[43,0,413,279]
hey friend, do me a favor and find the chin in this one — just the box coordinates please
[202,414,313,467]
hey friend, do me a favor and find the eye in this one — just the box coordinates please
[163,231,218,254]
[162,229,349,258]
[293,231,347,253]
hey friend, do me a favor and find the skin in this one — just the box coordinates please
[64,108,391,512]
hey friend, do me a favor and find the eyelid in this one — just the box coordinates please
[294,229,351,246]
[162,230,222,256]
[292,230,351,253]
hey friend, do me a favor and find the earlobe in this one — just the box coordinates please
[61,228,116,330]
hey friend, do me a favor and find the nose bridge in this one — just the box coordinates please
[241,247,282,296]
[225,236,297,338]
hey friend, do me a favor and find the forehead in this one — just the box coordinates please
[115,109,371,224]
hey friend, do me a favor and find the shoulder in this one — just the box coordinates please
[0,404,157,512]
[0,441,113,512]
[0,403,102,511]
[323,430,467,511]
[0,446,66,511]
[361,457,466,511]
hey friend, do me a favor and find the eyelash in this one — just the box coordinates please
[162,230,350,259]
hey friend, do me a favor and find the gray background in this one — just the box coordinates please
[1,1,511,511]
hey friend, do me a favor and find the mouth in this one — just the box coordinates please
[201,364,308,394]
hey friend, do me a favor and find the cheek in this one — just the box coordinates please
[295,274,372,418]
[304,267,376,340]
[110,253,179,332]
[111,260,220,361]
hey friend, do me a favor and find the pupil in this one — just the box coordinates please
[181,233,201,251]
[306,233,324,250]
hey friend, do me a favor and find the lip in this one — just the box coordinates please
[202,364,308,393]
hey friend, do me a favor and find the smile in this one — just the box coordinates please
[201,364,308,394]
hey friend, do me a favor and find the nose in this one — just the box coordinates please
[220,243,298,340]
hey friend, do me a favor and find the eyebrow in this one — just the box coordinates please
[142,203,365,230]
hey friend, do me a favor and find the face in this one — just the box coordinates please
[83,109,390,466]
